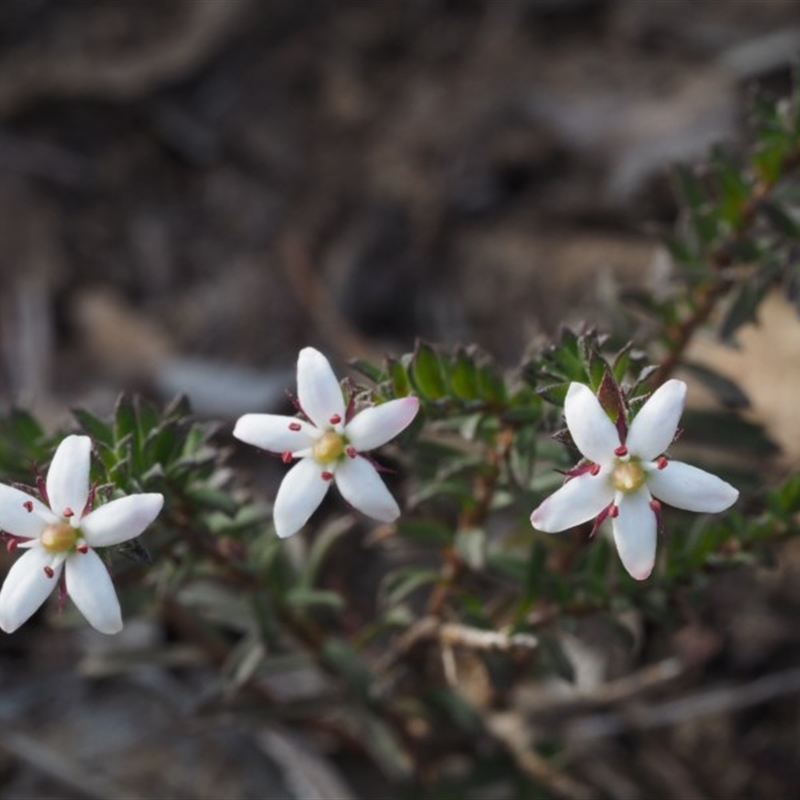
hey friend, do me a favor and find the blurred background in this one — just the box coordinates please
[0,0,800,797]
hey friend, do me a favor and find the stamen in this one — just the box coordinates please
[614,445,628,457]
[609,504,619,518]
[321,471,334,481]
[63,507,74,518]
[346,446,357,458]
[6,539,16,553]
[656,456,668,470]
[589,463,601,476]
[23,501,33,513]
[44,566,55,579]
[312,431,345,464]
[281,450,293,464]
[288,421,302,432]
[649,499,661,512]
[77,543,89,554]
[329,414,342,425]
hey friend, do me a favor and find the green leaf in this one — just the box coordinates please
[386,357,411,397]
[536,381,569,407]
[476,362,507,405]
[113,394,137,444]
[410,341,447,400]
[10,409,44,446]
[72,408,114,448]
[719,276,772,343]
[183,487,238,516]
[455,527,485,569]
[449,348,480,401]
[284,588,344,613]
[759,200,800,239]
[349,359,386,384]
[380,568,439,607]
[769,472,800,515]
[303,517,351,588]
[397,519,452,546]
[135,396,160,440]
[673,164,707,211]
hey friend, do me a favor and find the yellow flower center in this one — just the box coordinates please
[611,459,646,493]
[312,431,345,464]
[41,522,78,553]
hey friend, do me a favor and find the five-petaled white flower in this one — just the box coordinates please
[233,347,419,539]
[530,379,738,580]
[0,435,163,634]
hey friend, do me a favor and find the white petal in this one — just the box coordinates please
[65,549,122,634]
[626,379,686,460]
[530,471,614,532]
[564,383,620,465]
[647,460,738,513]
[297,348,346,431]
[612,489,657,580]
[0,484,52,538]
[81,494,164,547]
[0,547,57,632]
[233,414,317,453]
[273,457,330,538]
[345,397,420,452]
[335,456,401,522]
[47,435,91,519]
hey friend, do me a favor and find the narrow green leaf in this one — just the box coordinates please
[73,408,114,448]
[759,200,800,239]
[184,487,238,516]
[285,588,344,613]
[455,527,485,570]
[349,359,386,384]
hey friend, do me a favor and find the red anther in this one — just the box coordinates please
[281,451,293,464]
[609,504,619,518]
[656,456,668,470]
[6,539,17,553]
[23,501,33,513]
[288,422,302,432]
[649,499,661,512]
[321,471,334,481]
[329,414,342,425]
[63,507,74,518]
[77,543,89,554]
[590,463,601,476]
[346,446,357,458]
[44,566,55,578]
[614,445,628,457]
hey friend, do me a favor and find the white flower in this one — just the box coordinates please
[233,347,419,538]
[0,435,164,634]
[530,379,738,580]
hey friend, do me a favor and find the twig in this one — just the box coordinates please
[565,664,800,742]
[486,714,599,800]
[0,729,135,800]
[279,233,379,364]
[380,615,538,671]
[0,0,251,114]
